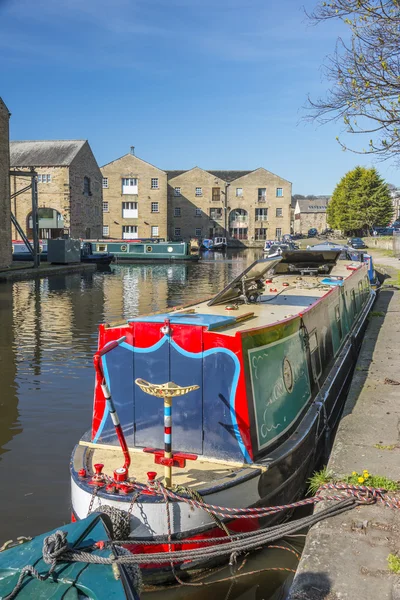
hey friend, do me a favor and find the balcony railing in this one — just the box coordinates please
[257,196,266,203]
[255,216,268,222]
[210,214,223,220]
[230,215,248,223]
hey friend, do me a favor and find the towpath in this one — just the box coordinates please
[289,286,400,599]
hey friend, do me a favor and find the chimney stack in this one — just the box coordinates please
[130,146,135,156]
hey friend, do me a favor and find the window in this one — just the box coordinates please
[275,228,282,238]
[174,227,181,237]
[195,228,202,236]
[151,226,159,237]
[195,208,202,217]
[276,208,283,217]
[122,225,138,239]
[255,208,268,221]
[103,225,109,236]
[151,178,159,189]
[37,174,51,183]
[258,188,266,202]
[122,178,138,194]
[309,331,322,380]
[103,202,109,212]
[151,202,159,213]
[102,177,108,189]
[255,228,268,240]
[335,305,343,339]
[83,177,91,196]
[195,187,202,196]
[174,207,181,217]
[212,187,220,201]
[174,187,181,196]
[210,208,222,220]
[122,201,138,218]
[236,188,243,197]
[276,188,283,197]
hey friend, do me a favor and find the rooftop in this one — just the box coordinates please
[10,140,87,167]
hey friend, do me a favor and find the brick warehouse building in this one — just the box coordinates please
[10,140,102,240]
[101,148,167,240]
[100,148,291,245]
[167,167,291,243]
[0,98,12,268]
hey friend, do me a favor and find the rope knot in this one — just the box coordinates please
[42,530,69,567]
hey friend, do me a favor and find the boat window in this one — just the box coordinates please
[96,244,107,252]
[351,289,356,314]
[335,305,343,339]
[146,246,153,252]
[309,330,322,380]
[120,244,128,252]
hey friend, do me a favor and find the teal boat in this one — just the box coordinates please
[0,513,140,599]
[86,239,199,262]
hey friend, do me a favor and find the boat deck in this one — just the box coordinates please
[169,260,362,336]
[81,443,248,489]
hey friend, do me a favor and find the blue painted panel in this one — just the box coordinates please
[169,344,203,454]
[128,313,236,329]
[98,346,134,445]
[133,342,169,449]
[203,351,245,462]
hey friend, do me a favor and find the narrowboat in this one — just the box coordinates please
[308,243,379,287]
[86,239,199,262]
[12,239,48,261]
[12,240,115,267]
[70,250,375,583]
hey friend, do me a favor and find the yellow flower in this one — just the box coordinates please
[363,470,369,478]
[352,471,357,475]
[358,477,365,484]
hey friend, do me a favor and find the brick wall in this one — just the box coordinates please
[69,141,103,239]
[101,154,167,240]
[0,99,11,268]
[11,166,69,240]
[168,168,227,240]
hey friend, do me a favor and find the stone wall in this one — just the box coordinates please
[69,141,103,239]
[11,166,69,240]
[294,211,328,235]
[0,99,11,268]
[101,154,168,240]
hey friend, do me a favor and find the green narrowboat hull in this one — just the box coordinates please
[86,240,200,262]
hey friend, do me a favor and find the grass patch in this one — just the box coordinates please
[343,471,399,491]
[308,467,334,495]
[374,443,398,451]
[369,310,385,318]
[388,554,400,573]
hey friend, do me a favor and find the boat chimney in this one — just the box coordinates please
[130,146,135,156]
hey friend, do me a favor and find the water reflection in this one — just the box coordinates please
[0,248,302,598]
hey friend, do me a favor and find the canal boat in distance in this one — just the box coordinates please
[11,240,115,266]
[213,236,227,251]
[70,249,375,584]
[85,239,199,262]
[201,238,214,250]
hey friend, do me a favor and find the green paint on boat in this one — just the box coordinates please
[248,330,311,451]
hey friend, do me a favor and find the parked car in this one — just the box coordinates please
[373,227,394,236]
[307,228,318,238]
[348,237,367,249]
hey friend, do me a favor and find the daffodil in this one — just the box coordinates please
[352,471,357,475]
[358,476,365,484]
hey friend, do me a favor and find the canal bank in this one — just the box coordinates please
[289,286,400,600]
[0,262,97,282]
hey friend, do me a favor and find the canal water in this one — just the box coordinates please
[0,249,303,598]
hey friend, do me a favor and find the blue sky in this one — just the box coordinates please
[1,0,399,194]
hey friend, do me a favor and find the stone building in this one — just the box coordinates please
[293,197,330,235]
[0,98,11,268]
[168,167,291,244]
[101,149,167,240]
[10,140,102,240]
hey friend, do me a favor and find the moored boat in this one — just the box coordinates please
[70,249,375,583]
[86,239,199,262]
[201,238,213,250]
[212,236,227,251]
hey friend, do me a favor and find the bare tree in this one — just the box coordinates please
[307,1,400,160]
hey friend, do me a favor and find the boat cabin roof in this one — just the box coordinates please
[126,251,368,337]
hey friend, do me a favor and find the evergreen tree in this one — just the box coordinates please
[329,167,393,234]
